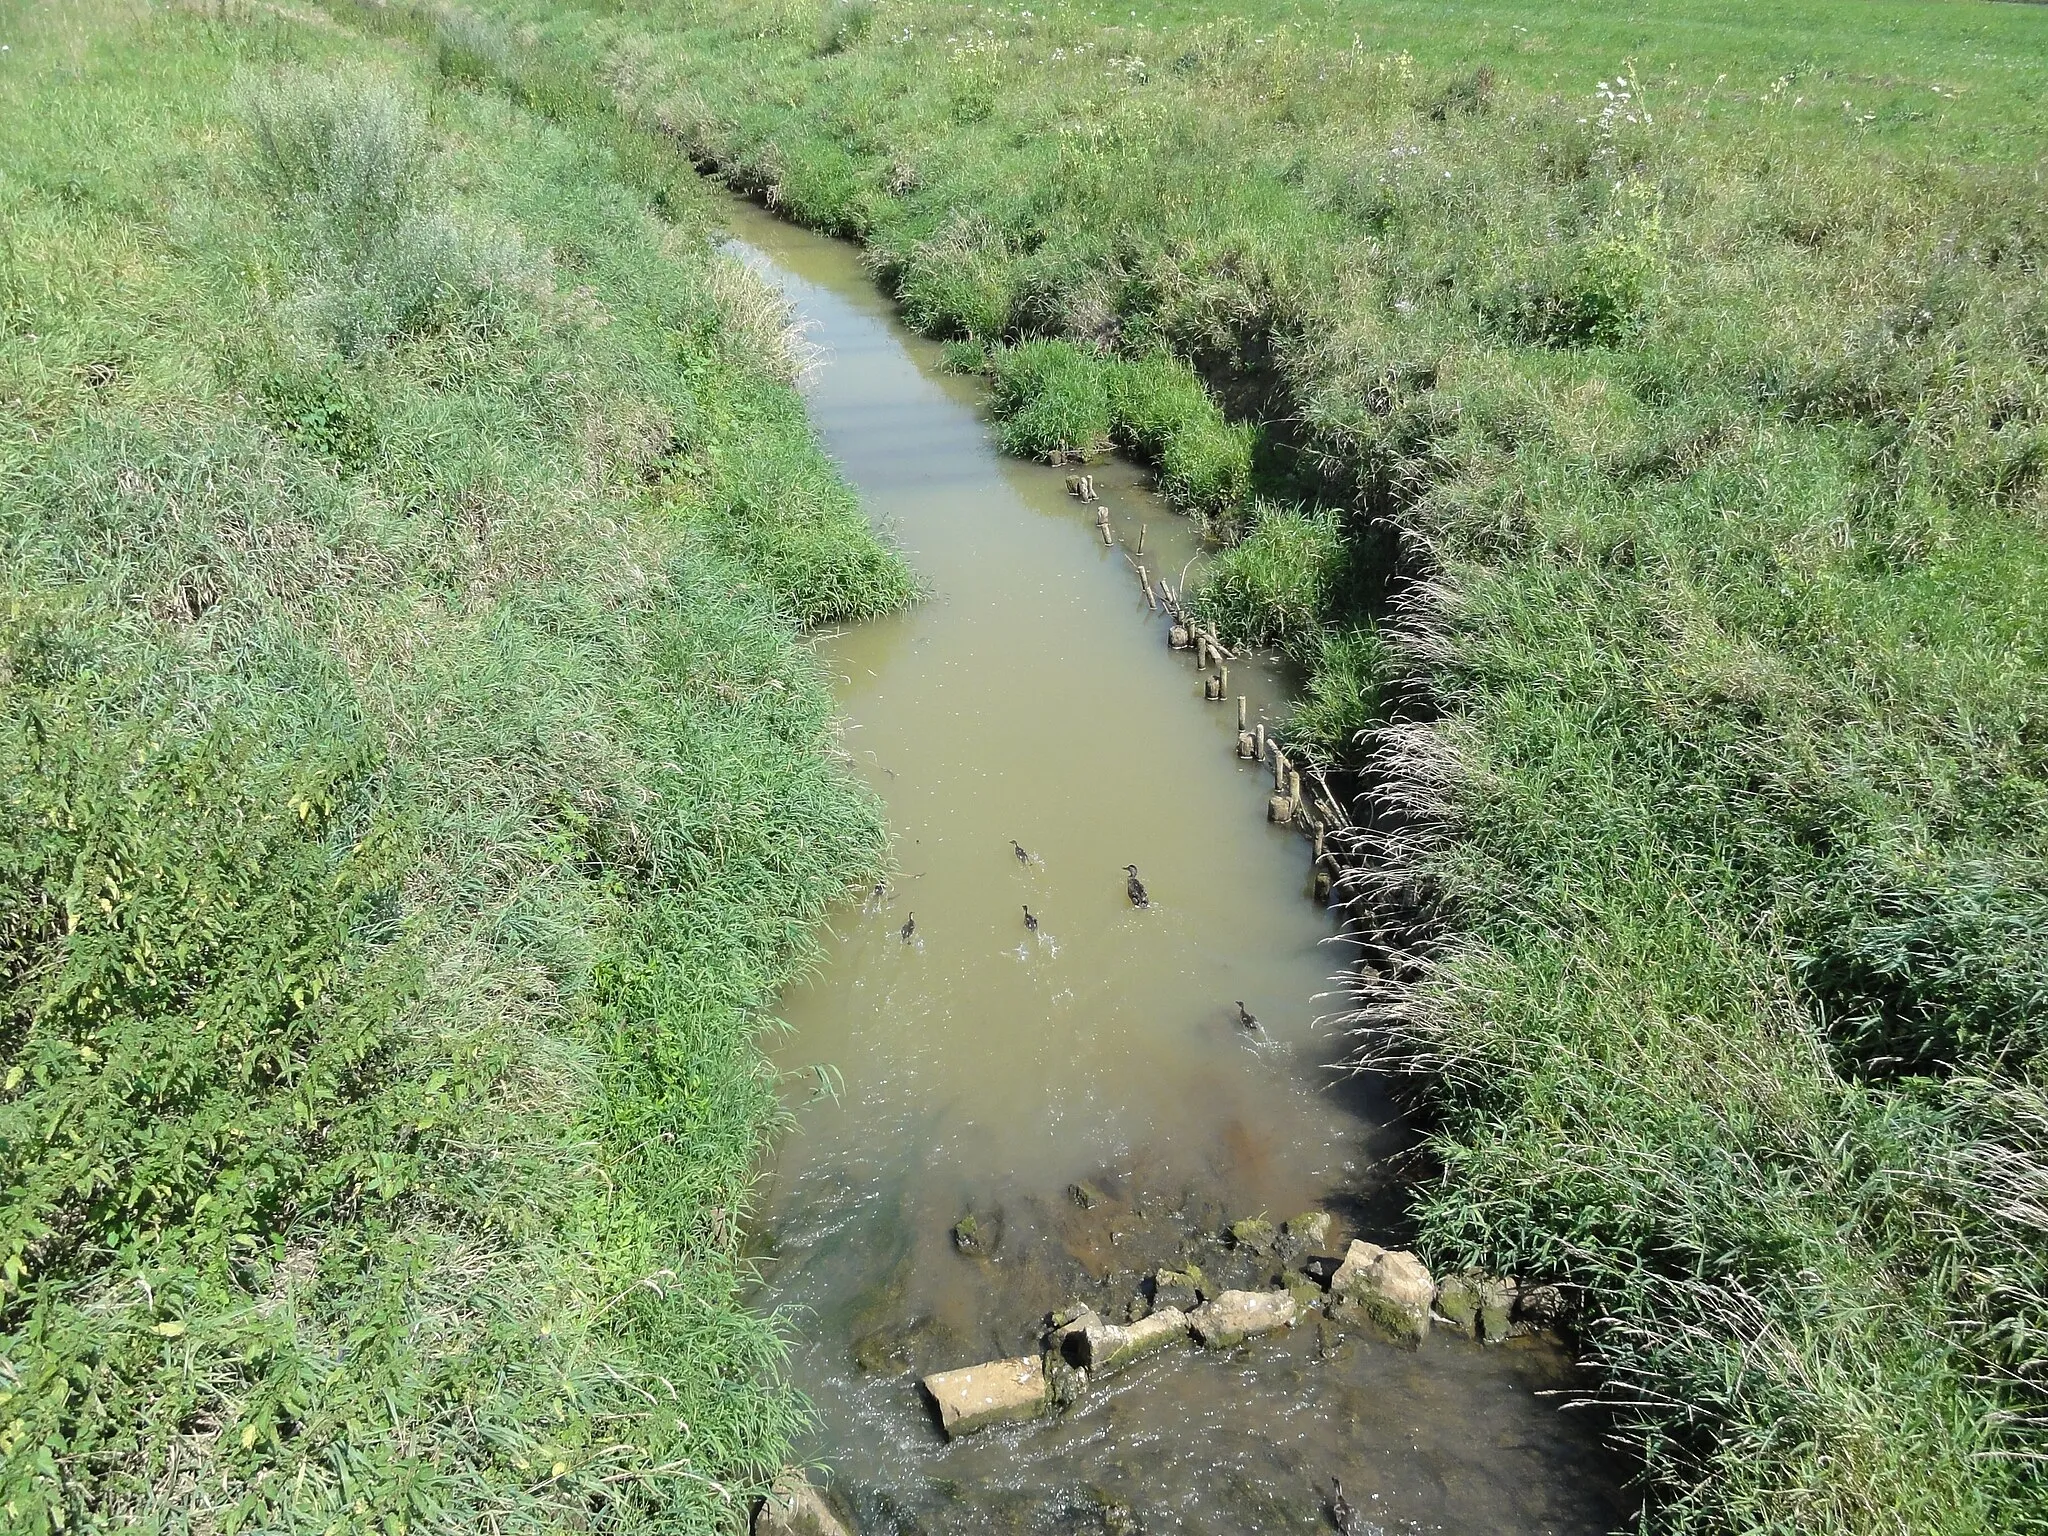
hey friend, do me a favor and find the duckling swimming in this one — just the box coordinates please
[1023,905,1039,932]
[1124,864,1149,908]
[1011,839,1032,866]
[900,912,916,943]
[1332,1477,1361,1536]
[1236,1001,1260,1031]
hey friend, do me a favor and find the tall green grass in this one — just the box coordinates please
[344,0,2048,1530]
[0,3,910,1530]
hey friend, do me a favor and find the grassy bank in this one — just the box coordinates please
[288,0,2048,1531]
[0,2,912,1530]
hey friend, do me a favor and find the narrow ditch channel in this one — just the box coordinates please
[724,200,1631,1536]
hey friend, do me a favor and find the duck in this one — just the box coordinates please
[1236,1001,1260,1031]
[1124,864,1150,908]
[900,912,917,943]
[1011,839,1032,866]
[1023,905,1039,932]
[1331,1477,1360,1536]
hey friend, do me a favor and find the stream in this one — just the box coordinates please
[723,200,1631,1536]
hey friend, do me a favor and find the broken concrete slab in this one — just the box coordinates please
[921,1355,1049,1439]
[1434,1270,1485,1337]
[1045,1303,1101,1354]
[1329,1241,1435,1345]
[1063,1306,1190,1376]
[1187,1288,1298,1349]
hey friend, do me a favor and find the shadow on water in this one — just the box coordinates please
[723,197,1634,1536]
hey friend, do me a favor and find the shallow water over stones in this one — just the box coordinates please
[725,199,1631,1536]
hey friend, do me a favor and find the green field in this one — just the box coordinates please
[8,0,2048,1531]
[0,1,912,1530]
[315,0,2048,1531]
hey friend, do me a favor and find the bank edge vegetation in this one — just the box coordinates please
[0,1,917,1530]
[331,0,2045,1530]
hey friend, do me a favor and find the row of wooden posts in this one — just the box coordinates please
[1073,475,1342,905]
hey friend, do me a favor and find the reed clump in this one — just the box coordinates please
[0,4,910,1530]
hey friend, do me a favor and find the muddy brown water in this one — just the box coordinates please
[724,200,1630,1536]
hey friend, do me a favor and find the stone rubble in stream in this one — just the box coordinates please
[756,1174,1575,1536]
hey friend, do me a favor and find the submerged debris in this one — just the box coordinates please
[1280,1210,1332,1254]
[755,1470,855,1536]
[1227,1216,1277,1255]
[1151,1264,1203,1312]
[1436,1269,1517,1342]
[910,1185,1567,1458]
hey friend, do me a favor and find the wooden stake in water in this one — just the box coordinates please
[1237,696,1247,731]
[1137,522,1147,555]
[1255,723,1267,762]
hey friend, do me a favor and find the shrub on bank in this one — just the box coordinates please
[1289,627,1391,760]
[1107,352,1256,515]
[1106,350,1218,456]
[1194,503,1343,647]
[897,212,1016,341]
[974,343,1258,507]
[1158,412,1255,515]
[816,0,877,57]
[989,338,1112,461]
